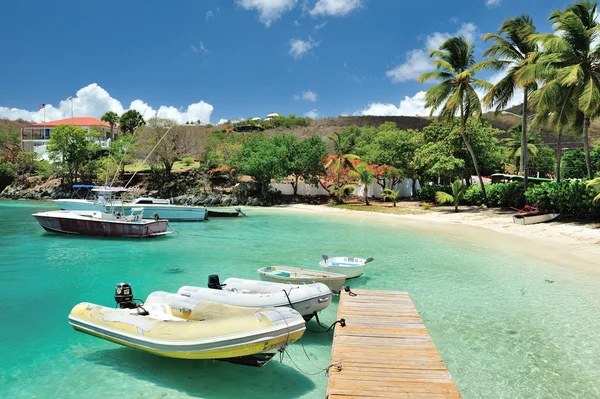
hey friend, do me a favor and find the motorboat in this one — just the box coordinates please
[177,276,332,320]
[207,207,246,217]
[257,266,346,294]
[319,255,374,279]
[512,204,559,225]
[32,208,170,238]
[54,186,208,221]
[68,283,305,367]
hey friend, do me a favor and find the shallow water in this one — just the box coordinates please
[1,201,600,398]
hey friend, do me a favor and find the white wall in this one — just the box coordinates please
[270,178,420,198]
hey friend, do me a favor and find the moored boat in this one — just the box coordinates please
[68,283,305,367]
[207,207,246,217]
[32,208,170,238]
[257,266,346,294]
[178,275,332,320]
[319,255,374,279]
[55,187,208,221]
[512,204,559,225]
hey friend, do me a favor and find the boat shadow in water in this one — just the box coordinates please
[84,348,316,398]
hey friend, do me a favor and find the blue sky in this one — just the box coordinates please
[0,0,577,124]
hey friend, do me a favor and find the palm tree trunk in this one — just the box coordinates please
[556,130,562,183]
[292,175,299,196]
[364,185,369,205]
[460,102,488,206]
[583,116,593,179]
[521,92,529,191]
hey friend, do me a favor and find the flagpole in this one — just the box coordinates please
[43,106,46,141]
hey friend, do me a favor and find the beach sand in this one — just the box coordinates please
[280,204,600,273]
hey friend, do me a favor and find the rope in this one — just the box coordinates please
[282,288,295,309]
[344,285,357,297]
[283,349,341,376]
[305,314,346,333]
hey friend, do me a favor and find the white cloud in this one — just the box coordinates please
[0,83,214,124]
[386,23,478,83]
[302,90,318,102]
[205,10,214,20]
[191,41,208,54]
[289,36,318,59]
[314,21,328,30]
[485,0,502,7]
[358,91,428,117]
[236,0,298,27]
[304,109,319,119]
[310,0,362,17]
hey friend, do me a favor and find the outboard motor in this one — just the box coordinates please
[114,282,137,309]
[208,274,223,290]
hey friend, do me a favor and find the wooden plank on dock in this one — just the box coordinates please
[326,289,461,399]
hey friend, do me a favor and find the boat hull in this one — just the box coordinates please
[258,266,346,294]
[33,213,169,238]
[513,213,559,225]
[207,209,241,217]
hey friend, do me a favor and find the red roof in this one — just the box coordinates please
[30,117,115,128]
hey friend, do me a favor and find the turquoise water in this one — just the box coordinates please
[1,201,600,398]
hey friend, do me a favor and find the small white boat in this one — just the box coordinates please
[319,255,374,279]
[32,208,170,238]
[68,283,305,367]
[177,276,332,320]
[257,266,347,294]
[513,213,559,225]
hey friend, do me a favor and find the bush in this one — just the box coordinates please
[35,160,55,179]
[182,157,194,166]
[0,158,17,190]
[15,152,38,174]
[525,180,600,219]
[417,184,450,202]
[464,183,525,208]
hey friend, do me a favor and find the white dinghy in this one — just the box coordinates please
[257,266,347,294]
[319,255,374,278]
[177,275,332,320]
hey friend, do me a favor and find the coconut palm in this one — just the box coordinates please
[325,132,359,188]
[482,15,538,190]
[419,37,493,206]
[522,0,600,179]
[101,111,119,140]
[352,163,374,205]
[435,179,466,212]
[503,123,539,169]
[382,188,399,207]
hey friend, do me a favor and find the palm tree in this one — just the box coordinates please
[352,163,374,205]
[586,178,600,201]
[419,37,493,206]
[524,1,600,179]
[435,179,466,212]
[503,123,539,169]
[382,188,399,207]
[325,132,359,193]
[482,15,538,191]
[101,111,119,140]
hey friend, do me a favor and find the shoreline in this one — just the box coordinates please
[279,204,600,274]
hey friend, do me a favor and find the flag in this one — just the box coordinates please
[39,104,45,109]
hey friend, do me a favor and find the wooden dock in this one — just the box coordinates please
[326,289,461,398]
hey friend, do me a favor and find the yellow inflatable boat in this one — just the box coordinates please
[68,283,306,367]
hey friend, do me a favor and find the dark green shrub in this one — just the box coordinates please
[0,158,17,190]
[417,184,450,202]
[526,180,600,220]
[463,183,524,208]
[15,152,38,174]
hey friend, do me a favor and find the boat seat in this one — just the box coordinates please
[146,303,185,321]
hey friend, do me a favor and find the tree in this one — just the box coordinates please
[503,123,539,171]
[135,118,196,176]
[324,132,360,198]
[435,179,466,212]
[290,135,328,196]
[232,135,292,199]
[47,124,100,184]
[419,37,493,206]
[119,110,145,134]
[109,133,134,175]
[483,15,539,190]
[525,1,600,179]
[101,111,119,140]
[561,149,588,178]
[352,163,375,205]
[0,123,21,161]
[587,178,600,202]
[382,188,400,207]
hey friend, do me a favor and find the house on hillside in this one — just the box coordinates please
[20,117,119,159]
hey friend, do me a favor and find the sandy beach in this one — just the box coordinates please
[282,204,600,273]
